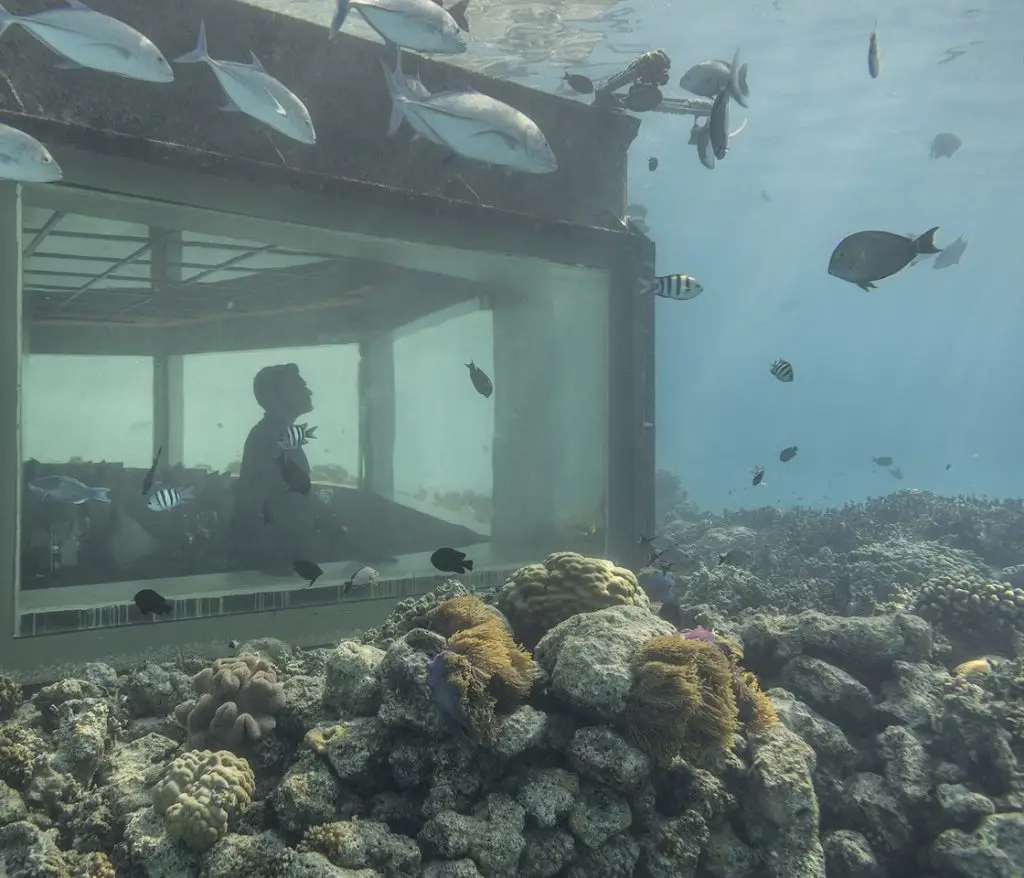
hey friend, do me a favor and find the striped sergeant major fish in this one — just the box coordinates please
[279,423,318,451]
[769,358,794,382]
[647,274,704,300]
[146,486,195,512]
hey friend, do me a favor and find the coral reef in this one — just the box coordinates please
[173,654,287,749]
[7,487,1024,875]
[496,551,651,647]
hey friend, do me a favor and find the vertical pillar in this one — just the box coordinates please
[0,183,23,635]
[359,334,395,498]
[150,229,184,464]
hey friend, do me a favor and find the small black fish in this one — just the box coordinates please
[294,559,323,587]
[889,466,904,480]
[770,359,794,382]
[657,600,685,628]
[751,466,765,486]
[779,445,798,462]
[719,549,752,567]
[945,463,952,471]
[277,453,311,495]
[648,546,668,564]
[648,156,659,171]
[134,588,172,616]
[431,546,474,574]
[142,445,162,495]
[261,499,273,525]
[639,533,659,547]
[563,72,594,94]
[466,361,493,398]
[872,456,894,466]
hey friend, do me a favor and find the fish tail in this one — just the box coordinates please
[330,0,350,38]
[737,63,748,97]
[914,226,941,255]
[462,559,474,571]
[448,0,470,32]
[379,52,410,137]
[306,425,318,439]
[180,485,196,502]
[174,20,211,64]
[90,486,112,503]
[0,3,18,38]
[718,553,726,565]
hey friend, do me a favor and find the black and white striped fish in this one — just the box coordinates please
[769,359,794,382]
[648,274,704,300]
[146,485,195,511]
[279,423,318,451]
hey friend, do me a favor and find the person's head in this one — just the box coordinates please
[253,363,313,420]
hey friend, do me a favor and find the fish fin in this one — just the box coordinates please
[54,59,87,69]
[857,282,876,291]
[462,559,474,571]
[449,82,480,93]
[738,62,748,97]
[90,487,112,502]
[180,485,196,501]
[448,0,470,32]
[727,47,748,107]
[442,151,462,166]
[379,54,408,137]
[0,3,18,38]
[264,89,288,115]
[306,426,318,439]
[174,20,210,64]
[248,51,267,73]
[330,0,350,36]
[219,100,243,113]
[914,226,941,254]
[64,0,91,7]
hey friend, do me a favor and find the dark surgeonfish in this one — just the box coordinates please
[431,546,473,573]
[466,361,493,398]
[828,228,941,290]
[134,588,172,616]
[930,132,962,159]
[933,234,967,269]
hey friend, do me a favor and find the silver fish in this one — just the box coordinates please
[649,274,703,300]
[828,228,941,290]
[29,474,110,504]
[175,22,316,145]
[708,86,730,161]
[933,234,967,269]
[0,122,62,182]
[146,486,195,511]
[332,0,467,54]
[279,423,318,450]
[868,20,881,79]
[0,0,174,83]
[770,359,794,382]
[930,132,962,159]
[345,565,379,590]
[389,78,557,174]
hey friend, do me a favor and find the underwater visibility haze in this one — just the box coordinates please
[4,0,1024,876]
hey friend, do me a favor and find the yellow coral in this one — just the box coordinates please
[625,635,739,765]
[304,724,346,755]
[496,552,650,647]
[152,749,255,851]
[67,851,116,878]
[427,596,536,743]
[954,658,993,676]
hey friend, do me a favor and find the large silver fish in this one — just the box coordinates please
[379,53,446,144]
[0,0,173,83]
[332,0,467,54]
[29,474,110,504]
[828,228,941,290]
[0,122,62,182]
[175,22,316,145]
[385,68,557,173]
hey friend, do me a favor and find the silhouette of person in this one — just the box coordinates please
[227,363,353,575]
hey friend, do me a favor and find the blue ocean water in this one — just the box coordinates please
[591,0,1024,513]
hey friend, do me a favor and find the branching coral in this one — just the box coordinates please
[174,654,286,750]
[496,551,650,647]
[424,596,535,743]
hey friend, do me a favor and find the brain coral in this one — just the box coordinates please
[174,653,286,750]
[152,749,255,851]
[496,551,650,647]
